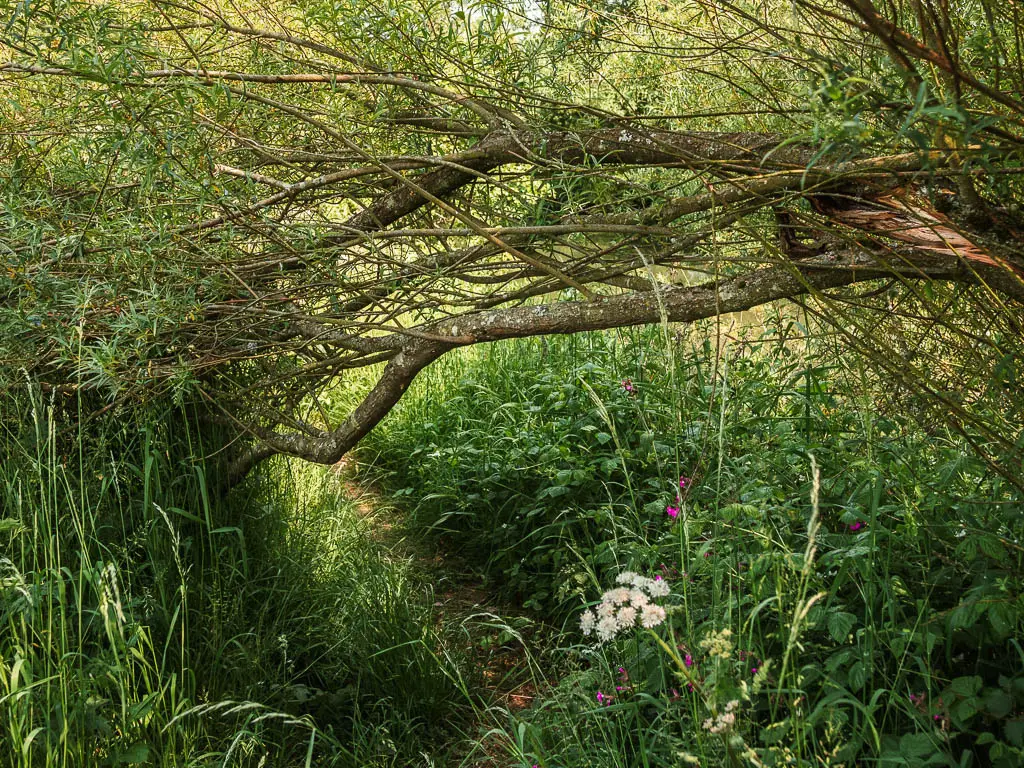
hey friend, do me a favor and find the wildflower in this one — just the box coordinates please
[616,571,670,598]
[597,615,618,642]
[607,587,632,604]
[666,505,680,519]
[629,588,650,607]
[580,610,596,635]
[848,521,864,532]
[700,628,734,659]
[684,653,694,668]
[703,699,740,734]
[751,667,758,675]
[621,379,635,394]
[679,475,691,489]
[617,604,637,626]
[640,604,666,628]
[582,572,671,642]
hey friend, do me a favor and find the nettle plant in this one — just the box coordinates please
[552,452,1024,768]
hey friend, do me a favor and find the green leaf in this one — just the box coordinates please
[955,696,980,723]
[107,743,149,765]
[984,689,1013,719]
[950,601,985,631]
[900,733,936,758]
[978,535,1007,562]
[848,660,867,692]
[950,676,983,698]
[988,603,1015,638]
[1005,719,1024,747]
[826,611,857,643]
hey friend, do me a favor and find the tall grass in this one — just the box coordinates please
[0,387,484,766]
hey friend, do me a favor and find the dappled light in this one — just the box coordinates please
[1,0,1022,764]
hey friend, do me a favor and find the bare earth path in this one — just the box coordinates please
[332,457,542,766]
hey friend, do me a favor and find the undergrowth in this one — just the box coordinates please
[4,310,1022,767]
[362,317,1024,767]
[0,389,483,766]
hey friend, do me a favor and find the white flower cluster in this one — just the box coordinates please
[580,571,670,643]
[703,699,740,734]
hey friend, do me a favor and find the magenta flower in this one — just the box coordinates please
[621,379,635,394]
[666,505,680,519]
[596,690,605,704]
[684,653,694,668]
[679,476,691,489]
[751,667,759,675]
[848,521,864,532]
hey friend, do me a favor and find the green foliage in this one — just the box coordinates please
[0,387,479,766]
[364,320,1024,766]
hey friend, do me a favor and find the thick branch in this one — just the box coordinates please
[226,249,977,485]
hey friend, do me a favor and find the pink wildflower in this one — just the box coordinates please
[684,653,694,668]
[679,475,691,489]
[848,521,864,532]
[666,505,680,519]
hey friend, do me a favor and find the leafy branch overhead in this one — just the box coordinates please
[2,0,1022,481]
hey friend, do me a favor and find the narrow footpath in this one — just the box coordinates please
[332,457,543,766]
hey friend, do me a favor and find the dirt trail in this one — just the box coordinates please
[331,457,540,720]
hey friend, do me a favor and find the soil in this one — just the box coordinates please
[332,456,544,766]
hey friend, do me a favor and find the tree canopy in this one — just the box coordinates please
[2,0,1023,483]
